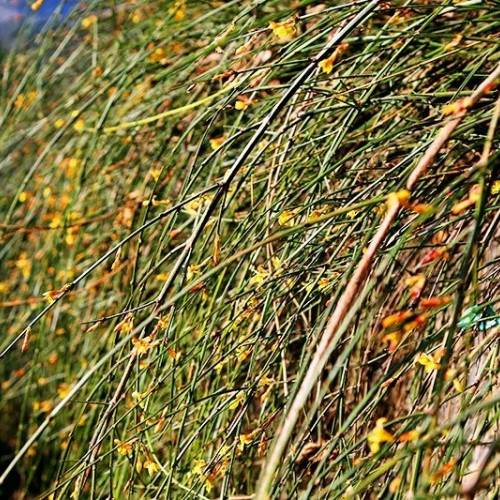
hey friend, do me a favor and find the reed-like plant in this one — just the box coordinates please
[1,1,499,498]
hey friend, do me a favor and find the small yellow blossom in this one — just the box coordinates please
[236,346,252,362]
[148,48,167,64]
[81,14,98,29]
[278,209,299,227]
[444,34,462,52]
[453,378,464,393]
[399,429,421,442]
[15,252,31,279]
[430,459,456,484]
[386,189,411,209]
[491,181,500,195]
[269,17,296,41]
[307,205,328,223]
[187,264,202,281]
[318,43,349,74]
[319,55,335,75]
[73,119,85,132]
[57,383,72,399]
[49,215,63,229]
[33,400,53,413]
[192,459,206,475]
[237,432,255,452]
[114,439,134,457]
[209,136,225,150]
[115,314,134,334]
[149,168,162,181]
[235,97,255,111]
[54,119,65,129]
[249,265,270,286]
[229,391,245,410]
[367,418,394,453]
[157,312,172,330]
[132,336,153,355]
[416,353,441,372]
[31,0,44,12]
[144,457,160,476]
[169,1,185,21]
[381,331,402,352]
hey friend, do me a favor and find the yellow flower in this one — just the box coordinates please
[430,459,456,484]
[33,400,53,413]
[249,265,270,286]
[31,0,44,12]
[269,18,296,41]
[43,284,70,305]
[187,264,202,281]
[318,43,349,74]
[258,374,274,388]
[54,119,65,129]
[202,477,213,493]
[399,429,421,442]
[15,252,31,279]
[416,353,441,373]
[209,136,225,150]
[307,205,328,223]
[114,439,134,456]
[453,378,464,393]
[445,368,464,392]
[236,346,252,362]
[149,168,162,181]
[148,48,167,64]
[169,1,185,21]
[381,331,402,352]
[132,336,153,355]
[192,459,206,475]
[73,119,85,132]
[278,209,298,227]
[81,14,98,29]
[229,391,245,410]
[144,457,160,476]
[115,314,134,334]
[444,34,462,51]
[235,97,255,111]
[237,432,255,452]
[386,189,411,209]
[157,312,172,330]
[319,55,336,75]
[367,418,394,453]
[57,383,72,399]
[492,180,500,195]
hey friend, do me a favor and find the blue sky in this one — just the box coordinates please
[0,0,81,45]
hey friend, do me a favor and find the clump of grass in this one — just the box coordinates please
[1,1,499,498]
